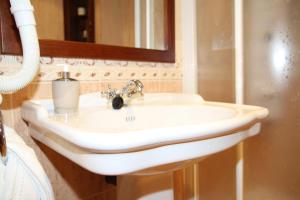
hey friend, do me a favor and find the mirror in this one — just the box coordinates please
[0,0,174,62]
[32,0,166,50]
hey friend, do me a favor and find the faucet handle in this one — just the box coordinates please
[101,84,117,100]
[134,80,144,93]
[123,80,144,97]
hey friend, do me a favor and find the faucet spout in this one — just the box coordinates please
[101,80,144,110]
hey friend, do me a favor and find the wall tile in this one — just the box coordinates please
[0,0,183,198]
[0,54,182,200]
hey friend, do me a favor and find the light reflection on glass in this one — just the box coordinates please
[271,38,287,75]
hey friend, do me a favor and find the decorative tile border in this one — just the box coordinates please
[0,55,182,82]
[0,55,180,68]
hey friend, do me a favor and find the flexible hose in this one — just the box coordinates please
[0,0,40,94]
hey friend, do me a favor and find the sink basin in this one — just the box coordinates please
[21,93,268,175]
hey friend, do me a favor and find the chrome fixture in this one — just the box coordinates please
[101,80,144,109]
[122,80,144,98]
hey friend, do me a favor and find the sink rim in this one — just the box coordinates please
[21,93,268,153]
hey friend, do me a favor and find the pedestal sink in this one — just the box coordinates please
[21,93,268,175]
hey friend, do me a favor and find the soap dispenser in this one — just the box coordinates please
[52,64,80,114]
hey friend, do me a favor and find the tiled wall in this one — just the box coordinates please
[0,0,183,199]
[0,55,182,200]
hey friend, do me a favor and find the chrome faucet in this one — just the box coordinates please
[101,80,144,109]
[122,80,144,98]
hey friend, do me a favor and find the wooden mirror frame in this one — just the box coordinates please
[0,0,175,63]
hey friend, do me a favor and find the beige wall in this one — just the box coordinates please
[244,0,300,199]
[196,0,236,199]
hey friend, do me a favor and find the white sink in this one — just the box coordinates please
[21,93,268,175]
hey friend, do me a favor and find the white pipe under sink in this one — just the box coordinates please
[0,1,53,199]
[0,0,40,94]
